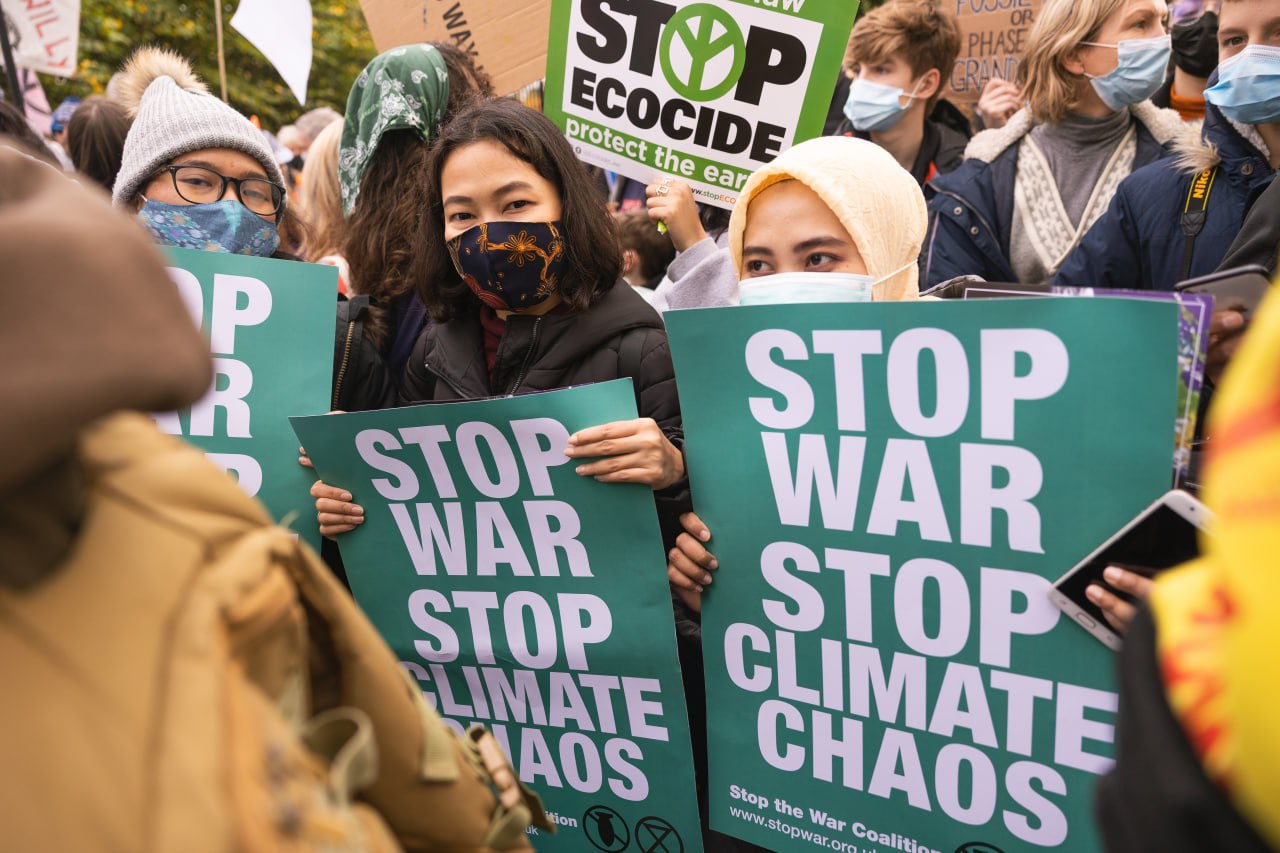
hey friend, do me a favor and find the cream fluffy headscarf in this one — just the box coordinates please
[728,136,927,301]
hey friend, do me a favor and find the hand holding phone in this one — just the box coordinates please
[1050,490,1211,650]
[1083,566,1155,633]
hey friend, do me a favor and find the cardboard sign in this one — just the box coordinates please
[946,0,1041,107]
[545,0,860,210]
[358,0,550,96]
[665,298,1180,851]
[292,381,704,853]
[159,248,337,550]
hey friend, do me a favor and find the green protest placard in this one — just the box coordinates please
[158,247,336,549]
[291,381,704,853]
[665,299,1179,852]
[545,0,860,209]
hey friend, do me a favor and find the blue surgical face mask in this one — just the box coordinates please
[1204,44,1280,125]
[137,198,280,257]
[1082,34,1172,110]
[843,77,923,133]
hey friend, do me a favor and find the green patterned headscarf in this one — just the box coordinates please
[339,44,450,216]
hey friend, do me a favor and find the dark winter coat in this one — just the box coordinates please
[1053,99,1276,291]
[1218,165,1280,276]
[833,100,971,187]
[401,279,689,546]
[332,295,398,413]
[922,102,1185,288]
[834,117,969,187]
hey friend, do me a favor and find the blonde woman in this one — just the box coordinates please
[922,0,1184,287]
[296,119,349,294]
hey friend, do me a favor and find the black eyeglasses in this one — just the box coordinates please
[152,164,285,217]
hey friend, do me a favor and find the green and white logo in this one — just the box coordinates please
[659,4,746,102]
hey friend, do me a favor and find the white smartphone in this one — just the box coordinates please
[1049,490,1211,650]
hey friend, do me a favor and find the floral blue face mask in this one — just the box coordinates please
[1082,35,1172,110]
[1204,45,1280,125]
[137,198,280,257]
[447,220,567,313]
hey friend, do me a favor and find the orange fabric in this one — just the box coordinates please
[1170,82,1206,123]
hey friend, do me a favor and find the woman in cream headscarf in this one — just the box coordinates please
[649,134,927,313]
[731,134,927,303]
[664,135,929,607]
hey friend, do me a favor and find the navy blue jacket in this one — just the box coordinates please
[1053,100,1275,291]
[922,103,1184,288]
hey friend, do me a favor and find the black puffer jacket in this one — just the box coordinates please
[401,279,689,545]
[1218,173,1280,276]
[332,295,398,413]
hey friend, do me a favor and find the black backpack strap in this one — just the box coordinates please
[617,329,647,411]
[1180,165,1219,281]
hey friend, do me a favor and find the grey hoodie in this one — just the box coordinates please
[649,233,736,315]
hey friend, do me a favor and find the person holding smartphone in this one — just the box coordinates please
[1085,566,1156,631]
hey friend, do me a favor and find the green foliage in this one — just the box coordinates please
[40,1,377,130]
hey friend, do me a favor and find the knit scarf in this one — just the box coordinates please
[338,44,449,216]
[1010,125,1137,281]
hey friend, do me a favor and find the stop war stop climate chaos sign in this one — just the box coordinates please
[545,0,860,209]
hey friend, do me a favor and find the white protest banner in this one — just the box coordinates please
[3,0,79,77]
[231,0,314,106]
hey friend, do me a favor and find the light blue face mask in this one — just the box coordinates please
[738,265,914,306]
[1082,34,1172,110]
[1204,44,1280,125]
[137,198,280,257]
[843,77,923,133]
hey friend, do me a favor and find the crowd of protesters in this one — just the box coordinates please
[4,0,1280,849]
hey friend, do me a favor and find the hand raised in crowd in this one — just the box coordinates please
[1206,309,1247,385]
[565,418,686,490]
[975,78,1022,130]
[645,177,707,253]
[1085,566,1154,633]
[667,512,717,612]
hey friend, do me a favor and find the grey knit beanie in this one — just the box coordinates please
[111,48,285,207]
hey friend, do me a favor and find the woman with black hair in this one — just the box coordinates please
[311,97,688,547]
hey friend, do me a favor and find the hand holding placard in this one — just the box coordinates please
[290,383,704,852]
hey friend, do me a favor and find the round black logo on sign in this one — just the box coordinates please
[583,805,630,852]
[956,843,1005,853]
[636,816,683,853]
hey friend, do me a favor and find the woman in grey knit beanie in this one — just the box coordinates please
[112,47,302,258]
